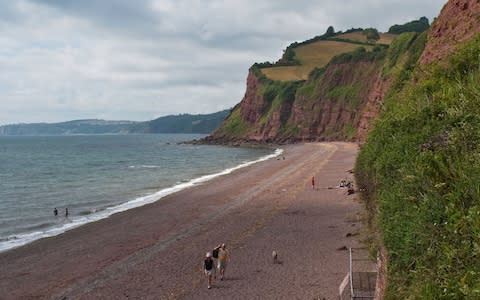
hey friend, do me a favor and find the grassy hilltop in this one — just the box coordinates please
[261,40,374,81]
[260,30,394,82]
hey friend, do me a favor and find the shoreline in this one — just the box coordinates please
[0,147,283,253]
[0,142,364,299]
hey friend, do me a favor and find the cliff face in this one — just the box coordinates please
[208,19,436,144]
[357,74,392,142]
[210,56,388,144]
[420,0,480,65]
[238,72,267,126]
[285,60,382,142]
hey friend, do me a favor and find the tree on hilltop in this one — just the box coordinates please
[364,28,380,43]
[325,26,335,38]
[388,17,430,34]
[419,16,429,25]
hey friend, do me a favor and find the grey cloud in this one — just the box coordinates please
[0,1,22,22]
[28,0,158,30]
[0,0,447,125]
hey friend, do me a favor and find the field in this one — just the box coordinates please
[261,40,373,81]
[376,33,397,45]
[335,32,397,45]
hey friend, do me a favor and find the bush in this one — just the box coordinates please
[364,28,380,43]
[330,46,387,64]
[388,17,430,34]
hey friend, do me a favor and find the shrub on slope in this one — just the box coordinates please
[356,35,480,299]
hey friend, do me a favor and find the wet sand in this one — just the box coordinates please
[0,142,364,299]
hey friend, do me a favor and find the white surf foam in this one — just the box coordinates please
[0,148,283,253]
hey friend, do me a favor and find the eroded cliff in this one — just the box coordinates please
[420,0,480,65]
[207,33,425,144]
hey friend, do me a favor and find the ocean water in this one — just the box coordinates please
[0,134,280,252]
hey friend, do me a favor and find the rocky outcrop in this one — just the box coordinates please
[419,0,480,65]
[238,71,268,127]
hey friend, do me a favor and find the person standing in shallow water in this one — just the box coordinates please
[65,208,69,217]
[54,208,58,216]
[203,252,214,289]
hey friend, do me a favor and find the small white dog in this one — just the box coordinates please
[272,250,278,264]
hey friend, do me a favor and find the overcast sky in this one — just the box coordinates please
[0,0,447,125]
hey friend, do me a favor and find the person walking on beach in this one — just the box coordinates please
[311,176,315,190]
[217,243,230,281]
[203,252,214,289]
[212,244,221,278]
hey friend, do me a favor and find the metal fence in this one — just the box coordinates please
[339,248,376,300]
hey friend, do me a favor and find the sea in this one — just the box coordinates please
[0,134,280,252]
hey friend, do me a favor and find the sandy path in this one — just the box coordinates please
[0,142,363,299]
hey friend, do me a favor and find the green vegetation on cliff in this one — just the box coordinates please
[214,108,249,137]
[356,35,480,299]
[260,80,302,126]
[388,17,430,34]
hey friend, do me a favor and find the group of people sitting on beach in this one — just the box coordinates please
[203,243,230,289]
[339,179,355,195]
[339,179,352,189]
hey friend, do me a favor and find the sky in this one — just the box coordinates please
[0,0,447,125]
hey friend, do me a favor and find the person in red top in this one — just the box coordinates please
[311,176,315,190]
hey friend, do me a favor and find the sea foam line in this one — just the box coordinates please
[0,148,283,253]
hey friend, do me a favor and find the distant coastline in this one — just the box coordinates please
[0,109,229,136]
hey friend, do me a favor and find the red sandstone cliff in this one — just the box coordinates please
[357,74,392,142]
[210,58,386,144]
[420,0,480,65]
[285,61,382,142]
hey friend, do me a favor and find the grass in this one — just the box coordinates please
[261,66,311,82]
[217,109,248,137]
[326,85,359,100]
[261,40,373,81]
[377,33,397,45]
[356,35,480,299]
[335,32,397,45]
